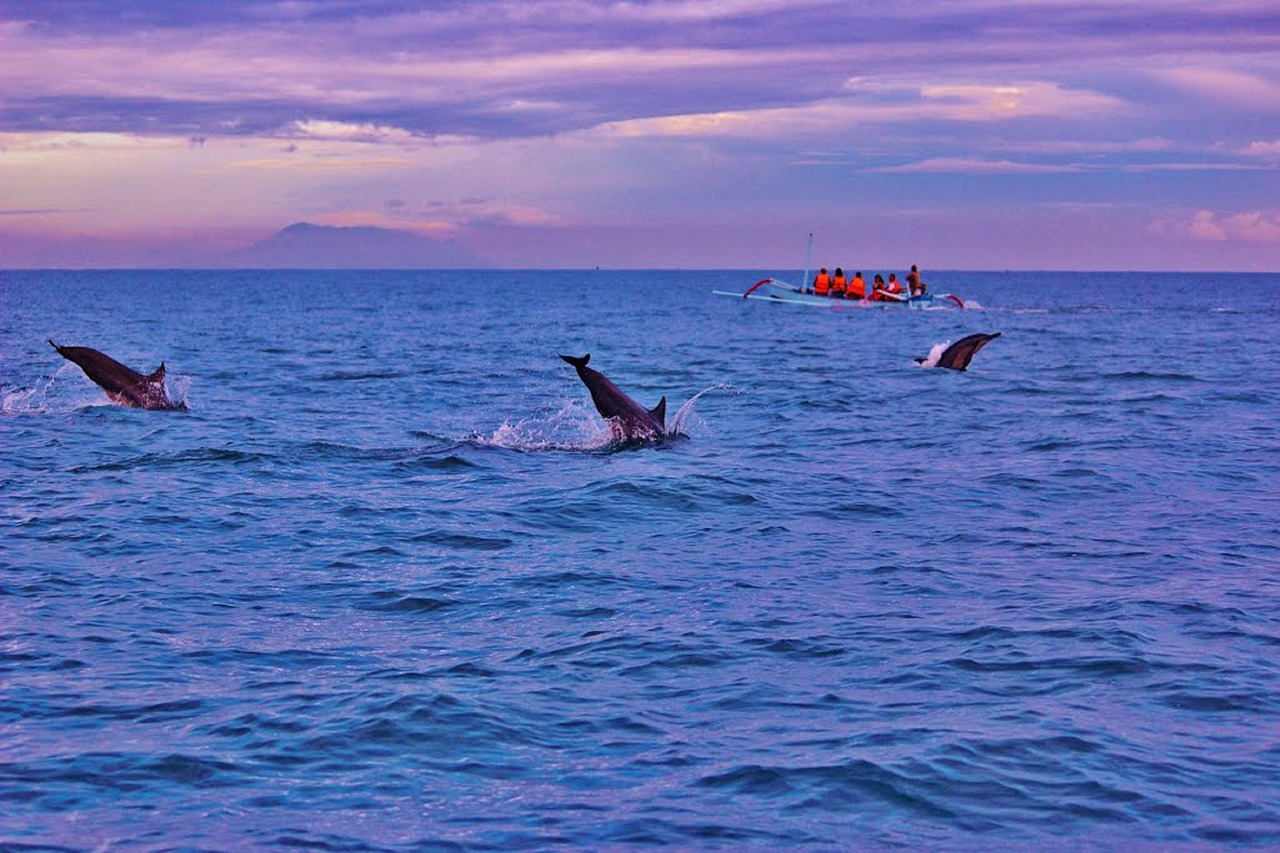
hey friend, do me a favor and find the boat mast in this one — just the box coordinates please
[802,232,815,293]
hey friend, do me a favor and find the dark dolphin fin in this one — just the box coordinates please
[147,363,166,383]
[943,332,1001,370]
[559,353,590,369]
[958,332,1000,370]
[920,332,1001,370]
[649,396,666,428]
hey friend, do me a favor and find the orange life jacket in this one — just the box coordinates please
[848,275,866,299]
[886,277,902,294]
[813,272,831,295]
[831,273,847,294]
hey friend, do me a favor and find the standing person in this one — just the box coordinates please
[831,267,848,297]
[847,270,866,300]
[812,267,831,296]
[907,264,926,297]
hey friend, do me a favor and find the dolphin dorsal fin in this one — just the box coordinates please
[147,363,166,383]
[650,396,666,427]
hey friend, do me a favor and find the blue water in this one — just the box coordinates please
[2,269,1278,850]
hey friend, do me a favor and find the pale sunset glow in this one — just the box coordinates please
[2,0,1278,269]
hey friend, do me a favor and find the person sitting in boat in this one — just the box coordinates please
[907,264,927,297]
[831,267,847,297]
[812,267,831,296]
[870,273,887,301]
[847,270,866,300]
[886,273,903,296]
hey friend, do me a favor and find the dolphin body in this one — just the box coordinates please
[49,340,185,410]
[917,332,1002,371]
[559,354,666,441]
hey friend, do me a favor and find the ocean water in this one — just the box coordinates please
[1,268,1278,850]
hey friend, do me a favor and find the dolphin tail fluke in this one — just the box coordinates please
[650,396,666,428]
[559,353,590,369]
[147,363,167,383]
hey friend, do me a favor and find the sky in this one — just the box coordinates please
[2,0,1279,270]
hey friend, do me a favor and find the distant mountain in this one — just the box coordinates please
[224,222,488,268]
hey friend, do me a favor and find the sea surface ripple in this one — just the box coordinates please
[2,269,1278,849]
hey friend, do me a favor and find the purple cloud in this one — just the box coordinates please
[2,1,1278,268]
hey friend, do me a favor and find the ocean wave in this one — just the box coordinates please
[4,269,1278,850]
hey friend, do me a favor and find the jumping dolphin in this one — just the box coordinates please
[48,340,185,410]
[559,353,667,441]
[916,332,1002,371]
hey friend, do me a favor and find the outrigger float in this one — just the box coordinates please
[714,277,965,309]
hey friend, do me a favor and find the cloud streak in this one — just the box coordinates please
[1153,210,1280,243]
[871,158,1084,175]
[3,1,1279,269]
[5,3,1276,139]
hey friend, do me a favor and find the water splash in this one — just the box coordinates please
[2,385,48,415]
[916,342,950,369]
[168,374,192,410]
[469,385,734,452]
[474,399,614,452]
[2,363,81,414]
[668,383,735,437]
[2,363,192,414]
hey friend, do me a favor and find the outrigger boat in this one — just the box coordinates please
[713,232,965,309]
[714,277,965,309]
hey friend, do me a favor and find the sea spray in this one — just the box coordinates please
[916,342,950,369]
[2,362,83,414]
[667,383,737,437]
[478,398,614,451]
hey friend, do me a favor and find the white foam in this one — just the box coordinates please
[917,342,950,369]
[476,399,614,451]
